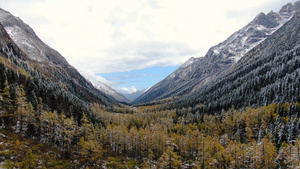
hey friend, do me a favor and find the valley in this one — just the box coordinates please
[0,1,300,168]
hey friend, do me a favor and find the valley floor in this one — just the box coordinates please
[1,103,300,168]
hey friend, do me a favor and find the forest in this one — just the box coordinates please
[1,11,300,169]
[0,51,300,168]
[166,10,300,114]
[1,85,300,168]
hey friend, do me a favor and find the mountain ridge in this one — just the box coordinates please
[92,80,130,103]
[172,10,300,112]
[133,1,300,104]
[0,8,118,107]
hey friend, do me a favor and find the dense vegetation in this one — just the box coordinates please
[1,48,300,168]
[167,11,300,113]
[0,54,94,125]
[1,5,300,169]
[0,52,299,168]
[1,83,300,168]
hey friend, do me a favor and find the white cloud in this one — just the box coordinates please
[0,0,297,85]
[79,69,119,87]
[115,86,137,94]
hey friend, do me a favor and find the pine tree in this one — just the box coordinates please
[0,81,13,129]
[79,137,103,167]
[63,116,76,158]
[262,138,277,169]
[14,85,30,138]
[276,145,293,168]
[158,146,181,169]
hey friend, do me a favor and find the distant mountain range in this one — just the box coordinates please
[133,1,300,104]
[119,87,150,102]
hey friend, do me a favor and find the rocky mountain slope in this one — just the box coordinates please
[172,10,300,112]
[94,82,130,103]
[133,1,300,104]
[0,8,118,106]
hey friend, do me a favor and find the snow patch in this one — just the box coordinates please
[169,73,176,79]
[0,133,7,138]
[180,57,197,69]
[145,86,152,92]
[213,49,220,54]
[4,26,45,62]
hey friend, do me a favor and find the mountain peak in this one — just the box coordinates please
[279,1,300,19]
[179,57,197,69]
[0,8,69,69]
[0,8,118,106]
[133,1,300,104]
[253,12,280,28]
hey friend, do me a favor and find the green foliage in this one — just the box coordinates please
[126,160,139,169]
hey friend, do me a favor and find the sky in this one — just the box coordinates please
[0,0,298,94]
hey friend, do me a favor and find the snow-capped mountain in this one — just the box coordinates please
[83,75,130,103]
[133,1,300,104]
[0,8,118,106]
[175,10,300,112]
[119,87,150,102]
[94,83,130,103]
[0,9,70,71]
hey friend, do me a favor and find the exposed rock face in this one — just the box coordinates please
[133,1,300,104]
[94,82,130,103]
[0,8,69,68]
[0,8,118,105]
[175,11,300,112]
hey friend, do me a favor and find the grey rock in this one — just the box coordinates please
[133,1,300,104]
[0,8,118,105]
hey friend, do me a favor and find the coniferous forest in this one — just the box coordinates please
[0,49,300,168]
[2,2,300,169]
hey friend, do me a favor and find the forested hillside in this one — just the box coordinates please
[1,2,300,169]
[0,22,106,125]
[0,8,118,108]
[168,11,300,114]
[133,1,300,104]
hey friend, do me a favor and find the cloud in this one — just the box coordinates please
[101,41,200,72]
[0,0,296,88]
[79,69,120,87]
[115,86,137,94]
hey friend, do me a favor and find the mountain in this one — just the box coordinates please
[133,1,300,104]
[0,8,132,104]
[93,82,130,103]
[81,72,130,103]
[2,4,300,168]
[0,8,121,126]
[172,10,300,112]
[121,88,149,102]
[0,8,118,106]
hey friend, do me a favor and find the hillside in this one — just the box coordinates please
[171,11,300,113]
[133,1,300,104]
[1,3,300,169]
[0,8,118,106]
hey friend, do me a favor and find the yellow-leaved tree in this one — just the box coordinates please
[157,145,181,169]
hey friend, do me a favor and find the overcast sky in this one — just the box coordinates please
[0,0,297,93]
